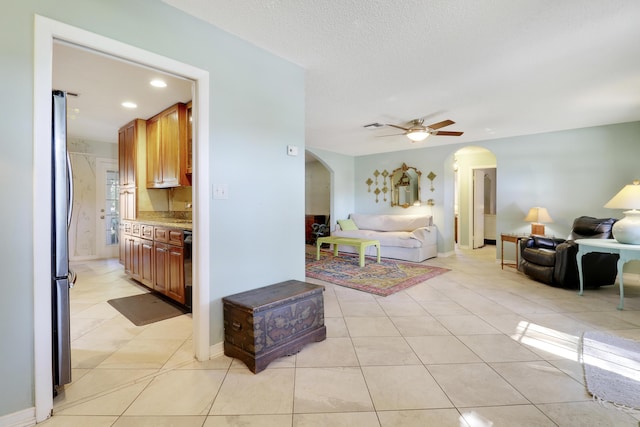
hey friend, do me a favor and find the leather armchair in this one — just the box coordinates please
[519,216,619,289]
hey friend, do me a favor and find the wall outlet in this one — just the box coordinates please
[287,145,298,156]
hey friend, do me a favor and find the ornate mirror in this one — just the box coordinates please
[390,163,421,208]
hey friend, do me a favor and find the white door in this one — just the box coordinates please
[96,158,119,258]
[473,169,485,249]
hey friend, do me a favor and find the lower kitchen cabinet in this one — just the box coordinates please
[121,221,188,307]
[124,235,142,281]
[167,244,185,303]
[140,238,154,287]
[154,242,185,304]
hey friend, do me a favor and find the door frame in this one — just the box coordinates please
[33,15,211,422]
[95,158,119,259]
[472,168,486,249]
[466,163,494,249]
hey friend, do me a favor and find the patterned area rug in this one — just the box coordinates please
[582,331,640,410]
[305,251,450,296]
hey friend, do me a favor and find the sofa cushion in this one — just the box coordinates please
[337,218,358,231]
[350,213,431,232]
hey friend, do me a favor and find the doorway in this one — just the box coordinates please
[453,147,497,249]
[305,151,331,245]
[33,15,210,422]
[95,159,120,259]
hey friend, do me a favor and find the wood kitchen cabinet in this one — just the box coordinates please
[119,188,136,220]
[154,242,185,304]
[118,120,137,188]
[153,226,185,304]
[121,220,188,307]
[139,224,154,287]
[118,119,145,220]
[140,238,154,287]
[146,103,189,188]
[124,235,141,280]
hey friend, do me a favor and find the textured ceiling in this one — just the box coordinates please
[164,0,640,156]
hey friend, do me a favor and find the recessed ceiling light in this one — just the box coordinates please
[150,79,167,88]
[122,101,137,109]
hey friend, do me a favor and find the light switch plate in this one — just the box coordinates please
[213,184,229,199]
[287,145,298,156]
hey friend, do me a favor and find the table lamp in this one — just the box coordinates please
[524,207,553,235]
[604,180,640,244]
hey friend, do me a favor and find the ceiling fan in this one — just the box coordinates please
[365,118,464,142]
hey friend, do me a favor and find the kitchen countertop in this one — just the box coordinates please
[128,218,192,231]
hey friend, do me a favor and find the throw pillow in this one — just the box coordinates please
[338,219,359,231]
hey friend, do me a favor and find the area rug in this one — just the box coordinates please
[108,292,189,326]
[582,330,640,410]
[305,251,449,296]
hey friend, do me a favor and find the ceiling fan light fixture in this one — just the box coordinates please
[406,129,429,142]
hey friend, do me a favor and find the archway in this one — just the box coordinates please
[305,151,331,245]
[452,146,497,249]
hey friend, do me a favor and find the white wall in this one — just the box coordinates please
[1,0,304,418]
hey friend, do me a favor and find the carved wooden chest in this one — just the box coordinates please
[223,280,326,373]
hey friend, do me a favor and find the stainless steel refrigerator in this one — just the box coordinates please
[52,90,75,390]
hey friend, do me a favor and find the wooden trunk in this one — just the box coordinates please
[223,280,326,373]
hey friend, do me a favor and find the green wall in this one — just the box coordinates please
[1,0,304,417]
[349,121,640,258]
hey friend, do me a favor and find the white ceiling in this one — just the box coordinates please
[52,2,640,156]
[53,41,193,143]
[163,0,640,156]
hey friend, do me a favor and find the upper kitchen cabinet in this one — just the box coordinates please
[118,119,144,188]
[146,102,189,188]
[118,119,145,220]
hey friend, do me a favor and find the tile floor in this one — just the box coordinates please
[42,246,640,426]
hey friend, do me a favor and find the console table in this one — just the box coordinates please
[576,238,640,310]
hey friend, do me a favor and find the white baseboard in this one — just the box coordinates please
[621,272,640,285]
[209,341,224,359]
[0,407,36,427]
[437,251,455,258]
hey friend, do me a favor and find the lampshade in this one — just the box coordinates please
[604,180,640,209]
[406,130,429,142]
[524,207,553,224]
[524,207,553,236]
[604,180,640,244]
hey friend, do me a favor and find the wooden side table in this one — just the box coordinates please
[501,233,529,270]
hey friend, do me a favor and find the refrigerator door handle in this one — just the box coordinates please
[68,269,76,289]
[67,151,74,228]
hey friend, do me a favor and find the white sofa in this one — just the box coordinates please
[332,213,437,262]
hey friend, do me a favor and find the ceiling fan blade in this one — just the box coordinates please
[376,133,406,137]
[427,119,455,130]
[385,123,410,131]
[434,130,464,136]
